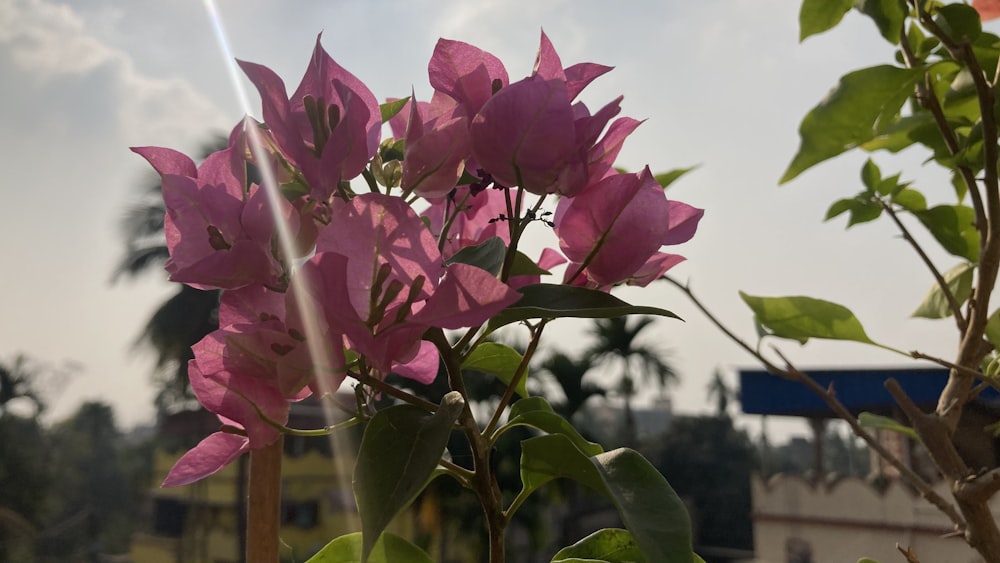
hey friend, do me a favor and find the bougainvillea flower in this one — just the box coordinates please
[400,92,471,198]
[161,358,289,487]
[238,34,381,201]
[428,38,509,117]
[469,33,630,197]
[974,0,1000,21]
[131,138,295,291]
[306,193,520,375]
[533,31,613,101]
[556,167,703,288]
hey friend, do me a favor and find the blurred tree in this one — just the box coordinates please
[537,351,606,422]
[39,401,147,561]
[113,136,227,413]
[0,355,49,562]
[586,316,675,446]
[705,369,737,419]
[646,415,757,558]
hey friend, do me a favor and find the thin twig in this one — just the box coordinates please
[881,201,967,331]
[662,275,966,530]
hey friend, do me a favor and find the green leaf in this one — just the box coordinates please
[781,65,921,183]
[913,205,980,263]
[444,236,506,276]
[305,532,433,563]
[505,396,602,456]
[551,529,647,563]
[860,113,940,153]
[854,0,908,45]
[353,392,464,562]
[510,251,551,277]
[280,180,310,199]
[824,196,881,227]
[462,342,530,398]
[934,4,982,43]
[858,558,882,563]
[379,97,410,123]
[876,172,900,196]
[861,159,881,192]
[891,187,927,211]
[487,284,680,332]
[739,292,876,345]
[654,165,699,190]
[799,0,853,42]
[912,262,973,319]
[520,435,694,563]
[858,412,919,441]
[847,199,883,226]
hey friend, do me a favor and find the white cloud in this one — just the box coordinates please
[0,0,228,146]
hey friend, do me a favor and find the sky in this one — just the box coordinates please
[0,0,983,441]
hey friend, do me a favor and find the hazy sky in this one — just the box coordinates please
[0,0,979,440]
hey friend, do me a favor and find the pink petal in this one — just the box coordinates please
[429,38,509,116]
[626,253,686,287]
[162,431,249,487]
[532,30,565,81]
[663,201,704,246]
[470,77,577,194]
[131,146,197,177]
[318,194,440,317]
[564,62,614,100]
[410,263,521,329]
[392,341,440,385]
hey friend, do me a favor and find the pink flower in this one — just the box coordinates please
[131,128,297,291]
[307,193,521,376]
[400,92,471,198]
[469,32,629,197]
[555,168,703,288]
[428,39,510,118]
[238,34,381,201]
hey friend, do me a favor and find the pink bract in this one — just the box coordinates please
[238,34,381,202]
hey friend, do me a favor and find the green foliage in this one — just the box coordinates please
[353,392,465,562]
[781,65,921,183]
[519,435,694,563]
[445,236,506,277]
[551,528,647,563]
[740,292,881,346]
[858,412,920,440]
[934,4,982,43]
[654,166,699,190]
[912,205,980,262]
[306,531,434,563]
[462,342,530,398]
[911,262,973,318]
[486,284,679,332]
[502,396,603,456]
[798,0,853,42]
[378,97,410,123]
[855,0,909,44]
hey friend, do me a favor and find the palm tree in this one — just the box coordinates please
[537,351,606,421]
[705,368,736,418]
[113,136,226,413]
[585,316,676,446]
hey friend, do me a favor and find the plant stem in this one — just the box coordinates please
[427,328,506,562]
[246,436,283,563]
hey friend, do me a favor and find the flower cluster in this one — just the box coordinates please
[134,31,702,487]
